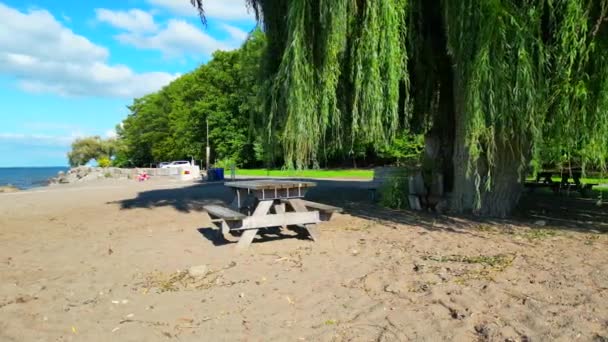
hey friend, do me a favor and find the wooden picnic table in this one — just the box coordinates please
[526,169,597,196]
[225,180,316,210]
[204,180,341,250]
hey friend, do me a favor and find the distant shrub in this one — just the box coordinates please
[380,170,411,209]
[377,133,424,167]
[97,157,111,168]
[214,158,237,169]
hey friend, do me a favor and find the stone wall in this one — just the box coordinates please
[50,166,202,185]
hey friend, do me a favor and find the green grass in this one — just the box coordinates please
[526,176,608,184]
[526,176,608,193]
[235,168,373,179]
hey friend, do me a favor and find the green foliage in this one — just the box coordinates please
[256,0,410,169]
[97,157,111,168]
[214,158,237,169]
[117,29,266,167]
[380,169,411,209]
[443,0,608,190]
[67,136,116,167]
[377,132,424,166]
[191,0,608,213]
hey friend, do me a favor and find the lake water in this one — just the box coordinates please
[0,167,69,190]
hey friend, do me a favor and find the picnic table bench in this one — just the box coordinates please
[203,180,342,250]
[525,169,598,196]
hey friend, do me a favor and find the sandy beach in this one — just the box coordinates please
[1,178,607,341]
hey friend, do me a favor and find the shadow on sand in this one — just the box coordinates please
[113,178,608,235]
[196,226,311,246]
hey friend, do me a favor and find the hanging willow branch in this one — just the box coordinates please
[190,0,261,25]
[443,0,608,187]
[191,0,608,204]
[259,0,411,168]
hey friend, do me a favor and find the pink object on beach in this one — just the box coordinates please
[137,172,150,182]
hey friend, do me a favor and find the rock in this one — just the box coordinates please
[384,284,401,295]
[534,220,546,226]
[187,265,208,278]
[0,185,20,193]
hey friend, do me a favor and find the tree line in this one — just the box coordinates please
[68,28,423,168]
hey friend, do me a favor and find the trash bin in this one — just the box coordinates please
[207,168,224,181]
[216,168,224,181]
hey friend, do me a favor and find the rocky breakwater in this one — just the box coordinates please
[50,166,133,185]
[0,185,20,193]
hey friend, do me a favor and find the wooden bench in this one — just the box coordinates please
[282,199,342,221]
[204,202,323,239]
[525,182,598,197]
[579,183,598,197]
[203,204,246,237]
[204,204,246,220]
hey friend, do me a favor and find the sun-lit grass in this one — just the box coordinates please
[595,186,608,193]
[526,175,608,194]
[525,176,608,183]
[235,168,373,179]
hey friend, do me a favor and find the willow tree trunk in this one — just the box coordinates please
[446,82,525,217]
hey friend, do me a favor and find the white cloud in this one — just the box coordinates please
[116,19,247,58]
[95,8,157,33]
[0,4,108,63]
[147,0,255,21]
[105,129,118,139]
[221,23,248,42]
[23,122,83,132]
[0,133,75,147]
[0,3,179,98]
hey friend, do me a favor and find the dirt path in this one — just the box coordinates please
[0,179,607,341]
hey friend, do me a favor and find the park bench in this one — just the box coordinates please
[203,204,247,236]
[524,180,598,197]
[281,199,342,221]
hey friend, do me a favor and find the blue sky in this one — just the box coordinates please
[0,0,256,166]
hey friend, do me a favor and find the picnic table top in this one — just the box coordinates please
[224,180,317,190]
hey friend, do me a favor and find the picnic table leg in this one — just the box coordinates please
[288,199,320,242]
[236,200,273,250]
[274,203,287,229]
[229,189,243,211]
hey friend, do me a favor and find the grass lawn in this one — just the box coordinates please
[526,176,608,184]
[596,186,608,193]
[525,176,608,194]
[235,170,608,183]
[235,168,374,179]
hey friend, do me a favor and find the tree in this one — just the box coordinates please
[67,136,116,167]
[117,29,267,167]
[192,0,608,217]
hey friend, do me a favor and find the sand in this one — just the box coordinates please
[0,178,607,341]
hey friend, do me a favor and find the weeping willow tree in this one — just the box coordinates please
[191,0,608,217]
